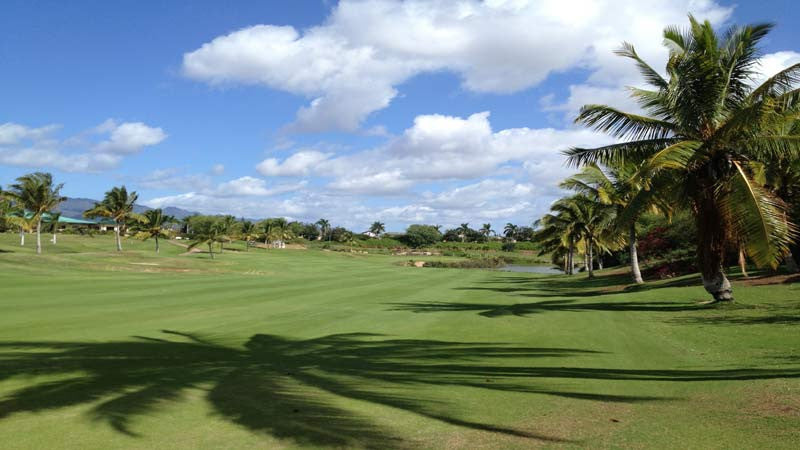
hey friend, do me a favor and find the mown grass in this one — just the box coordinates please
[1,233,798,448]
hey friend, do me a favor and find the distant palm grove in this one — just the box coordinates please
[2,17,799,305]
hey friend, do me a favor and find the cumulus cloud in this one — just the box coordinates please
[136,168,214,191]
[143,175,307,217]
[260,111,612,195]
[0,120,166,173]
[183,0,732,132]
[210,164,225,175]
[93,120,167,154]
[256,150,332,176]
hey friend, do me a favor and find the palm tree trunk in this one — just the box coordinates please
[20,229,25,246]
[155,235,160,253]
[629,224,644,284]
[208,243,214,259]
[695,192,733,302]
[598,251,603,270]
[115,227,122,251]
[738,246,748,278]
[587,239,594,278]
[52,230,57,245]
[36,220,42,254]
[567,239,574,275]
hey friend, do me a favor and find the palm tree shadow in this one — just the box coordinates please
[2,331,798,446]
[0,331,611,445]
[389,298,709,317]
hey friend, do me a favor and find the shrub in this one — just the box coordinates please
[501,242,516,252]
[401,225,442,248]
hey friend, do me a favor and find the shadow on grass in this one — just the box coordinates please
[2,331,798,445]
[455,272,705,300]
[0,331,645,445]
[390,299,707,317]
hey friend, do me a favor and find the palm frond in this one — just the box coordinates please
[575,105,675,140]
[719,161,798,268]
[644,139,703,172]
[749,63,800,101]
[615,42,668,90]
[564,138,678,167]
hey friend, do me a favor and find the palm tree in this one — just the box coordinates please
[534,207,582,275]
[267,218,292,248]
[561,162,670,284]
[564,17,800,302]
[6,214,35,246]
[458,223,470,243]
[133,209,175,253]
[180,215,197,235]
[84,186,145,252]
[503,223,518,241]
[5,172,66,254]
[316,218,331,241]
[219,215,237,253]
[47,211,61,244]
[548,196,618,278]
[188,217,227,259]
[369,221,385,237]
[240,220,257,251]
[480,223,494,237]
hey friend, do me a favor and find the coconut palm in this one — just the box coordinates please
[458,223,470,243]
[5,172,66,254]
[549,196,618,278]
[561,162,670,283]
[240,220,257,251]
[6,214,35,246]
[503,223,518,241]
[369,221,385,237]
[219,215,237,253]
[316,218,331,241]
[84,186,145,252]
[188,217,227,259]
[534,207,583,275]
[268,218,292,248]
[480,223,494,237]
[47,211,61,244]
[133,209,175,253]
[564,17,800,301]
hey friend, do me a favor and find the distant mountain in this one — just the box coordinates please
[56,197,198,220]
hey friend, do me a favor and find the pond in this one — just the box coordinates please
[496,264,563,274]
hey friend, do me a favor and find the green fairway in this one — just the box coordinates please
[1,234,799,448]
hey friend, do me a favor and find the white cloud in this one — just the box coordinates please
[0,120,166,173]
[328,170,414,195]
[210,164,225,175]
[751,51,800,87]
[262,111,612,195]
[93,120,167,154]
[183,0,732,132]
[0,123,61,145]
[136,168,214,191]
[256,150,332,176]
[214,176,306,197]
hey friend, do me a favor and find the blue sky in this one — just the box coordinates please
[2,0,799,231]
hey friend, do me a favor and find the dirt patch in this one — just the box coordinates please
[740,382,800,418]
